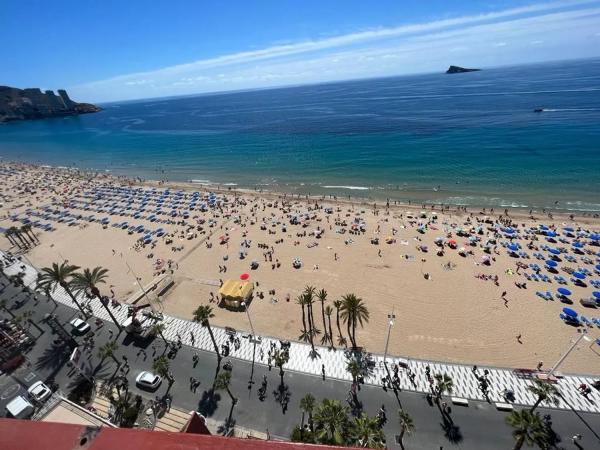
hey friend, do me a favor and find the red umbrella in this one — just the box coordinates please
[240,273,249,281]
[448,239,457,247]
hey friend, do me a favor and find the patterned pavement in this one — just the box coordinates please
[2,250,599,414]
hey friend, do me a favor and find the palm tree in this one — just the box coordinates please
[339,294,369,349]
[505,409,545,450]
[351,413,385,448]
[296,294,308,335]
[304,286,320,348]
[72,267,121,331]
[346,358,362,385]
[214,371,237,429]
[433,373,454,402]
[313,398,351,446]
[21,225,37,246]
[333,300,347,347]
[192,305,221,364]
[300,393,316,434]
[272,346,290,388]
[397,410,415,450]
[38,262,89,318]
[8,226,28,249]
[152,355,174,391]
[527,379,560,412]
[149,322,169,347]
[4,229,18,248]
[97,340,120,366]
[324,305,334,348]
[317,289,329,345]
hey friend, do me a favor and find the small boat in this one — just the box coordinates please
[534,108,544,113]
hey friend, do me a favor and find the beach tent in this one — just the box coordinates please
[218,279,254,309]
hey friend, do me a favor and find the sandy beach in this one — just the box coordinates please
[1,162,599,375]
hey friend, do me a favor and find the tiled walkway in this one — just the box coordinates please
[3,251,599,413]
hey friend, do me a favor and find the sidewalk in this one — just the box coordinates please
[3,251,599,414]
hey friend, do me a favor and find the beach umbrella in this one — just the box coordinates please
[591,291,600,300]
[595,264,600,272]
[240,273,249,281]
[563,227,574,233]
[507,243,519,252]
[562,307,578,318]
[448,239,457,247]
[545,259,557,268]
[557,288,572,296]
[572,241,584,249]
[539,224,548,230]
[572,271,586,280]
[545,230,557,237]
[504,227,515,234]
[548,248,560,255]
[589,233,600,241]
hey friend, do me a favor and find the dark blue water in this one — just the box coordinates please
[1,58,600,210]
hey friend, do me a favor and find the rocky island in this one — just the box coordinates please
[446,65,481,74]
[0,86,101,122]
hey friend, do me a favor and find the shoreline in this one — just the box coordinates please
[5,159,600,221]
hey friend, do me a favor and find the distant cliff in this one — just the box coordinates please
[0,86,101,122]
[446,65,481,74]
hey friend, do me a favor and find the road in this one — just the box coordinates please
[1,277,599,449]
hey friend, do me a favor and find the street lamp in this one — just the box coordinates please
[241,301,255,338]
[383,307,396,365]
[548,329,591,377]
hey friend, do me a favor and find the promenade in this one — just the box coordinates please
[3,250,599,414]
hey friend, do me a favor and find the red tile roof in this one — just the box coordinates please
[0,419,349,450]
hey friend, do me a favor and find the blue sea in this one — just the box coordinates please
[1,58,600,210]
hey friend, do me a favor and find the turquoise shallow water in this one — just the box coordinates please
[1,58,599,210]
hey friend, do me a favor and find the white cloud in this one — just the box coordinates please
[70,0,600,102]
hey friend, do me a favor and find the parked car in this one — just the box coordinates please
[5,396,34,419]
[135,371,162,390]
[69,318,91,335]
[27,381,52,403]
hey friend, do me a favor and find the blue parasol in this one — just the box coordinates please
[572,241,584,249]
[545,259,558,267]
[548,248,560,255]
[572,271,585,280]
[562,307,578,318]
[504,227,515,234]
[563,227,574,233]
[545,230,557,238]
[507,243,519,252]
[593,291,600,300]
[557,287,571,296]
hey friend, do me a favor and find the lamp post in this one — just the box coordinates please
[241,301,255,339]
[383,307,396,365]
[548,329,591,377]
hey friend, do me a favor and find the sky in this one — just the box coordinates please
[1,0,600,102]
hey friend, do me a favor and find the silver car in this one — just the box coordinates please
[27,381,52,403]
[135,371,162,390]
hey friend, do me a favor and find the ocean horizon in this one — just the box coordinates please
[1,58,599,211]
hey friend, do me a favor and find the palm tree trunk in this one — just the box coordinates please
[352,318,357,349]
[514,436,524,450]
[300,303,307,334]
[63,284,89,318]
[335,308,344,343]
[327,315,334,348]
[15,232,28,249]
[95,293,122,331]
[206,322,222,362]
[347,319,353,348]
[530,398,542,412]
[320,301,327,343]
[399,430,405,450]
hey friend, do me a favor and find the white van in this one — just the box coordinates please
[6,395,34,419]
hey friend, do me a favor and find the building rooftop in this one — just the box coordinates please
[0,419,351,450]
